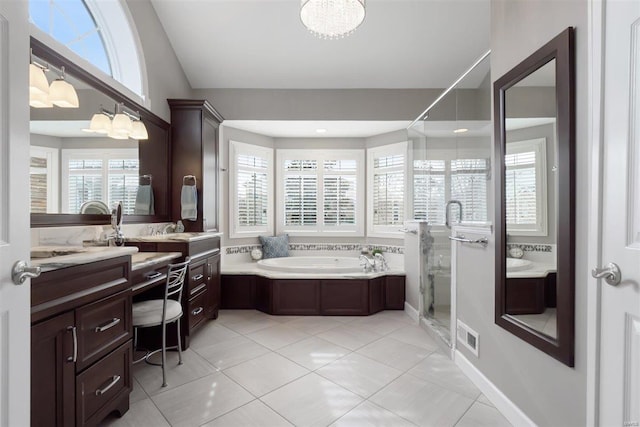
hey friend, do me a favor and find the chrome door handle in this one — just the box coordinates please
[94,318,121,333]
[591,262,621,286]
[12,260,41,285]
[67,326,77,363]
[95,375,121,396]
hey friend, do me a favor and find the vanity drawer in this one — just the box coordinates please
[188,290,208,331]
[76,341,131,427]
[188,260,207,298]
[76,290,132,372]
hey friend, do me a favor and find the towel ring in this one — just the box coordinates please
[183,175,197,186]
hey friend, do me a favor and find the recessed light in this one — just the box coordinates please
[453,128,469,134]
[316,128,327,134]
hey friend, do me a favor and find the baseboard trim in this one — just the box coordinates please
[454,350,536,427]
[404,302,419,323]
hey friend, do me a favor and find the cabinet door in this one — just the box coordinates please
[321,280,368,315]
[31,311,75,427]
[206,255,221,319]
[202,117,219,231]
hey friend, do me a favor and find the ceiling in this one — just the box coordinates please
[150,0,490,89]
[223,120,411,138]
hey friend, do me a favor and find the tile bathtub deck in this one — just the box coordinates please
[101,310,512,427]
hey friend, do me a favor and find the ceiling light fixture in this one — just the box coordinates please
[300,0,366,40]
[453,128,469,134]
[83,103,148,141]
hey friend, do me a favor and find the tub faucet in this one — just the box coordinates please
[359,254,375,273]
[374,253,389,272]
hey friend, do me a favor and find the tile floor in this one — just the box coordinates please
[101,310,512,427]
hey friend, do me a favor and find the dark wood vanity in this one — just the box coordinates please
[221,274,405,316]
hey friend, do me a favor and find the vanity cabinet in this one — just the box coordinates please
[168,99,224,233]
[31,256,132,427]
[127,236,221,348]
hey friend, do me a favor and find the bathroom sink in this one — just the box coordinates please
[506,258,533,272]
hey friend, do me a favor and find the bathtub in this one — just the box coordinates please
[257,256,362,274]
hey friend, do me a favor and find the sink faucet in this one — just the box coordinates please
[374,253,389,271]
[105,202,124,246]
[359,254,375,273]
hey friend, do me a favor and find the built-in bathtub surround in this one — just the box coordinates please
[507,243,556,264]
[506,243,553,253]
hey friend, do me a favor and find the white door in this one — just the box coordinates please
[598,1,640,425]
[0,1,33,426]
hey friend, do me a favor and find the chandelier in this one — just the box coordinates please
[300,0,366,40]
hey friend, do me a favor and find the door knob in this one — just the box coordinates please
[12,260,41,285]
[591,262,621,286]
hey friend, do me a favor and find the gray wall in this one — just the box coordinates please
[125,0,193,121]
[454,1,587,426]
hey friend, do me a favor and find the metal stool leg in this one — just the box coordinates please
[161,320,167,387]
[177,317,183,365]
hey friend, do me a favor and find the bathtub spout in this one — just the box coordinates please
[359,254,375,273]
[374,253,389,272]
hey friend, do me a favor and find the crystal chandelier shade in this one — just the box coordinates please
[300,0,366,40]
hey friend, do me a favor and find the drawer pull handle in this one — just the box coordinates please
[67,326,77,363]
[190,283,206,296]
[95,375,121,396]
[192,274,204,281]
[95,318,121,333]
[192,307,203,316]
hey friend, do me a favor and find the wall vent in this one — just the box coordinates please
[457,319,479,357]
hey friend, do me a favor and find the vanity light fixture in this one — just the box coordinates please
[300,0,366,40]
[83,103,148,140]
[29,52,79,109]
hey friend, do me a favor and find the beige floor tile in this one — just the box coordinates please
[193,335,270,370]
[217,309,267,325]
[316,324,383,351]
[133,349,217,396]
[330,401,417,427]
[285,316,344,335]
[129,378,147,404]
[351,315,408,335]
[246,324,310,350]
[224,317,282,335]
[202,399,294,427]
[476,394,494,407]
[316,353,403,398]
[151,372,254,427]
[408,352,481,399]
[373,310,416,324]
[455,401,512,427]
[261,373,363,427]
[188,323,240,349]
[223,352,309,397]
[99,398,169,427]
[356,337,431,371]
[277,336,349,370]
[387,325,440,351]
[370,374,474,427]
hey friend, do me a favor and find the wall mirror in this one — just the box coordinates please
[494,28,575,366]
[30,37,172,227]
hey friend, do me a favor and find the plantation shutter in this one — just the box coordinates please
[67,159,103,213]
[451,158,489,223]
[284,160,318,226]
[505,151,537,225]
[108,158,139,214]
[30,155,48,213]
[236,154,269,226]
[413,160,446,224]
[372,154,405,226]
[323,159,357,226]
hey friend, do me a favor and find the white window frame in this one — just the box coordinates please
[276,149,365,237]
[30,146,60,213]
[229,140,274,238]
[505,137,548,236]
[411,147,491,231]
[61,148,138,214]
[367,141,410,238]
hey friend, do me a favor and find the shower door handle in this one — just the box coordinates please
[445,200,463,229]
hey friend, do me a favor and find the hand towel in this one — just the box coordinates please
[134,184,155,215]
[181,184,198,220]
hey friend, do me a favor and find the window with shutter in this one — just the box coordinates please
[30,146,59,213]
[229,141,274,238]
[413,160,446,224]
[277,150,364,236]
[451,158,489,224]
[61,149,138,214]
[505,138,548,235]
[367,142,408,237]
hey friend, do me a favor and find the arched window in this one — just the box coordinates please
[29,0,146,98]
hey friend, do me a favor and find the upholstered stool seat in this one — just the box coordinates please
[133,299,182,327]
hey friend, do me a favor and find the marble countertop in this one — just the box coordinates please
[222,262,405,280]
[31,246,139,273]
[131,252,183,271]
[125,231,223,243]
[506,260,556,279]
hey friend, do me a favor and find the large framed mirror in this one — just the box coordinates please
[29,37,172,227]
[494,28,575,366]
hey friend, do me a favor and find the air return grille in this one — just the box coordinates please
[457,319,479,357]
